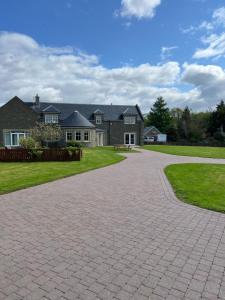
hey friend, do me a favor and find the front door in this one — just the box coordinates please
[124,133,136,145]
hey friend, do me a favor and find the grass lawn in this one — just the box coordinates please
[165,163,225,213]
[0,147,125,195]
[144,145,225,159]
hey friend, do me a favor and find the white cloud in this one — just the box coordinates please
[180,21,214,36]
[185,6,225,59]
[199,21,214,32]
[182,6,225,36]
[161,46,178,61]
[117,0,161,19]
[193,32,225,59]
[182,63,225,107]
[0,32,187,112]
[213,7,225,27]
[1,31,225,111]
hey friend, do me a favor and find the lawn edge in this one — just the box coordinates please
[0,154,126,196]
[143,146,225,159]
[164,163,225,214]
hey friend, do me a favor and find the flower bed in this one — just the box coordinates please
[0,148,82,162]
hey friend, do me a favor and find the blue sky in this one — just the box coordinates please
[1,0,225,111]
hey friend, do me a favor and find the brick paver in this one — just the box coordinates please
[1,150,225,300]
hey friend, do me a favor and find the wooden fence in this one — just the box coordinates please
[0,148,82,162]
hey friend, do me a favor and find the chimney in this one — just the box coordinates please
[34,94,40,108]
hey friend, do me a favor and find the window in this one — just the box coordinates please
[124,116,136,125]
[84,131,89,141]
[75,131,81,141]
[4,132,11,146]
[4,131,26,147]
[45,114,58,123]
[66,132,73,141]
[96,115,102,124]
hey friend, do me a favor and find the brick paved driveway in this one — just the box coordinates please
[1,150,225,300]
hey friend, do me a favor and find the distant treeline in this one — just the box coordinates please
[145,97,225,146]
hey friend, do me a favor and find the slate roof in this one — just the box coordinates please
[61,111,95,128]
[25,102,143,121]
[42,105,60,113]
[144,126,161,135]
[93,109,104,114]
[122,107,137,116]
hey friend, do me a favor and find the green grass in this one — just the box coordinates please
[144,145,225,159]
[165,163,225,213]
[0,148,125,195]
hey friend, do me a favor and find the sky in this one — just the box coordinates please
[1,0,225,112]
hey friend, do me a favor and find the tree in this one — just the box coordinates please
[216,100,225,134]
[208,100,225,136]
[170,108,183,121]
[191,111,211,140]
[31,123,62,147]
[181,106,191,139]
[145,97,172,133]
[170,108,183,140]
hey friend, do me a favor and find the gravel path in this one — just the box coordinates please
[1,150,225,300]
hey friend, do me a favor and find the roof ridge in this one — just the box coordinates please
[26,101,137,107]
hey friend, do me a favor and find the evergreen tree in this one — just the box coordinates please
[146,97,172,133]
[216,100,225,134]
[208,100,225,136]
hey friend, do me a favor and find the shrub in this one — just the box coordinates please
[20,137,38,149]
[66,146,78,157]
[66,141,83,148]
[28,149,43,160]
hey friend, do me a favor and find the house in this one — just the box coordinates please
[0,95,144,147]
[144,126,167,143]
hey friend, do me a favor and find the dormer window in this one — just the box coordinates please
[45,114,59,124]
[96,115,102,124]
[124,116,136,125]
[42,105,60,124]
[93,109,103,125]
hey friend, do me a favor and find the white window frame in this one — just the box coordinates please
[4,131,27,147]
[75,131,81,141]
[44,114,58,124]
[84,131,89,141]
[124,116,136,125]
[96,115,102,124]
[66,131,73,142]
[124,132,136,145]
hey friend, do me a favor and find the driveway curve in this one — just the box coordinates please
[1,150,225,300]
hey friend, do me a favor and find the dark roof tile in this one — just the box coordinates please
[60,110,95,128]
[93,109,104,114]
[42,105,60,113]
[122,107,137,116]
[25,102,143,121]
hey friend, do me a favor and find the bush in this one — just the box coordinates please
[28,149,43,160]
[66,140,83,148]
[66,146,78,157]
[20,137,38,149]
